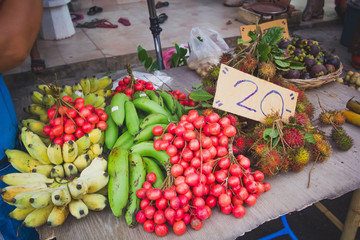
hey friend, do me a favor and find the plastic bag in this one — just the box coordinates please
[187,26,229,72]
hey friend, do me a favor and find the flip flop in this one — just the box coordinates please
[158,13,168,24]
[76,21,97,28]
[71,13,84,22]
[96,20,118,28]
[155,1,169,9]
[31,59,46,73]
[87,6,103,16]
[118,17,131,26]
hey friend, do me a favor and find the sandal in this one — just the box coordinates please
[87,6,103,16]
[118,17,131,26]
[71,13,84,22]
[76,21,97,28]
[31,59,46,73]
[155,1,169,9]
[158,13,168,24]
[96,19,118,28]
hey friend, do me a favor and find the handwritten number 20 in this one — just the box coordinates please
[234,80,258,112]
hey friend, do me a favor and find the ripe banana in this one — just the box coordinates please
[80,77,91,95]
[73,154,91,172]
[47,142,64,165]
[8,207,35,221]
[30,91,44,105]
[110,93,131,127]
[5,149,44,173]
[133,97,173,120]
[64,163,78,177]
[47,205,69,227]
[79,171,109,193]
[80,156,107,178]
[130,141,169,167]
[37,84,55,95]
[108,147,129,216]
[82,193,107,211]
[22,119,46,137]
[11,190,38,209]
[1,172,54,186]
[157,90,177,115]
[145,90,164,107]
[125,153,146,227]
[89,76,99,93]
[97,76,113,90]
[84,93,98,106]
[133,124,167,144]
[86,149,97,160]
[62,140,78,163]
[94,95,105,109]
[99,127,105,145]
[51,185,71,206]
[95,185,108,196]
[90,143,103,157]
[88,128,102,144]
[112,130,135,150]
[1,183,48,203]
[69,199,89,219]
[42,94,56,108]
[31,164,54,178]
[68,179,88,199]
[75,133,91,155]
[21,127,51,164]
[63,85,73,95]
[29,191,53,209]
[139,113,170,130]
[50,165,65,178]
[125,101,140,136]
[22,203,53,227]
[72,83,83,92]
[143,157,165,188]
[104,106,119,150]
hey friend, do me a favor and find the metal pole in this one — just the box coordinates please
[146,0,164,70]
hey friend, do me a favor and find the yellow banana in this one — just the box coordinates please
[5,149,44,173]
[97,76,113,90]
[24,104,47,116]
[22,119,46,137]
[84,93,98,106]
[29,191,53,209]
[98,130,105,145]
[72,83,83,92]
[68,178,88,199]
[89,128,102,144]
[89,76,99,93]
[51,185,71,206]
[21,127,51,164]
[62,140,78,163]
[31,91,45,105]
[95,185,108,196]
[8,207,35,220]
[73,154,91,172]
[63,85,73,95]
[86,149,96,160]
[64,163,78,178]
[94,95,105,109]
[80,156,107,178]
[22,203,53,227]
[75,133,91,155]
[1,183,48,203]
[80,77,91,95]
[37,84,55,95]
[39,114,48,123]
[104,89,113,98]
[94,89,106,97]
[97,102,106,110]
[80,171,109,193]
[50,165,65,178]
[0,172,53,186]
[47,205,69,227]
[82,193,107,211]
[69,199,88,219]
[11,190,39,209]
[42,94,56,108]
[47,143,63,165]
[90,143,103,157]
[31,164,54,178]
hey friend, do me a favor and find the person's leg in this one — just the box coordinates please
[30,40,45,72]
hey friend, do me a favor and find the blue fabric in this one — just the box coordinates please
[0,74,39,239]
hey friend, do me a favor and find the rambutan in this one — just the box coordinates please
[293,147,311,165]
[313,133,324,142]
[242,55,257,73]
[225,114,238,127]
[235,137,246,153]
[238,65,248,73]
[331,127,353,151]
[319,112,333,125]
[304,102,315,119]
[253,143,268,157]
[257,62,277,81]
[312,139,332,163]
[289,112,310,126]
[220,53,232,64]
[262,150,282,168]
[244,137,255,152]
[333,111,346,126]
[288,86,307,102]
[296,102,306,113]
[260,164,277,177]
[280,157,291,172]
[283,128,305,148]
[254,124,266,139]
[290,162,306,172]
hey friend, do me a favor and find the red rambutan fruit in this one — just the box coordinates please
[283,128,305,148]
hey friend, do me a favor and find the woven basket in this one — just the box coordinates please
[281,62,343,90]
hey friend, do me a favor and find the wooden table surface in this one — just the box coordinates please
[37,66,360,240]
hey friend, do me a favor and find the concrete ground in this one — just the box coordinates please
[2,0,360,239]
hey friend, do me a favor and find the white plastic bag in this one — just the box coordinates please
[187,26,229,70]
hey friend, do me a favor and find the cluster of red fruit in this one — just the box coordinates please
[42,96,107,146]
[114,77,156,97]
[135,111,270,236]
[167,90,197,107]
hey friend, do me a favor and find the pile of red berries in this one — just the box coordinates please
[136,111,270,236]
[42,96,107,146]
[114,77,156,98]
[167,90,197,107]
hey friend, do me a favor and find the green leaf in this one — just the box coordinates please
[149,60,159,72]
[237,38,251,44]
[189,90,214,101]
[248,31,258,42]
[290,61,305,67]
[275,59,290,68]
[274,56,292,61]
[262,27,283,46]
[201,102,213,108]
[170,54,180,68]
[263,128,279,142]
[137,48,148,63]
[277,67,290,71]
[290,65,306,70]
[175,43,181,54]
[257,42,270,62]
[144,56,153,69]
[305,133,316,144]
[192,83,203,89]
[180,48,187,58]
[196,36,203,42]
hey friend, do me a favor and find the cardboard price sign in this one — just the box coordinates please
[213,64,298,122]
[240,19,291,42]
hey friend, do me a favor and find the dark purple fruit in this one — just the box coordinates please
[278,40,291,49]
[300,72,311,79]
[326,56,340,69]
[283,69,301,79]
[325,64,336,73]
[304,57,316,69]
[293,48,303,56]
[307,44,320,57]
[310,64,327,78]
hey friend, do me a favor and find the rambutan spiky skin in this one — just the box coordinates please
[290,162,306,172]
[235,137,246,153]
[331,128,353,151]
[253,143,268,157]
[296,102,306,113]
[281,157,291,172]
[292,147,311,165]
[283,128,305,148]
[257,62,277,80]
[304,102,315,119]
[310,139,332,163]
[262,150,282,168]
[254,125,266,139]
[260,164,277,177]
[220,53,232,64]
[333,111,346,126]
[242,56,257,73]
[313,133,324,142]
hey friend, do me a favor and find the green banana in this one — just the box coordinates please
[133,97,173,120]
[112,130,135,150]
[133,124,167,144]
[11,190,38,209]
[22,119,46,137]
[80,156,107,178]
[145,90,164,107]
[139,113,170,130]
[63,163,78,177]
[62,140,78,163]
[84,93,98,106]
[42,94,56,108]
[71,89,84,100]
[8,207,35,221]
[130,141,169,167]
[31,164,54,178]
[125,153,146,227]
[50,165,65,178]
[47,143,63,165]
[22,203,53,227]
[110,93,131,127]
[133,91,149,100]
[75,133,91,155]
[5,149,44,173]
[157,90,177,115]
[24,104,47,116]
[47,205,69,227]
[125,101,140,136]
[69,199,88,219]
[51,185,71,206]
[104,106,119,150]
[80,77,91,95]
[30,91,44,105]
[108,147,129,217]
[82,193,108,211]
[94,95,105,109]
[73,154,91,172]
[0,172,53,186]
[37,84,56,95]
[143,157,165,188]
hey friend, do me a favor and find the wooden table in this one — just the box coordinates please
[37,66,360,240]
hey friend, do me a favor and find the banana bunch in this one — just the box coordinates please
[1,155,109,228]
